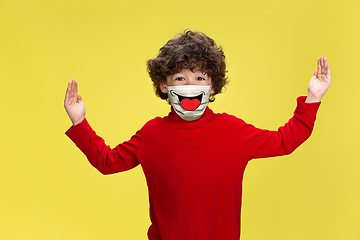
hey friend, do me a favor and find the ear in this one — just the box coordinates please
[160,81,168,93]
[210,85,215,94]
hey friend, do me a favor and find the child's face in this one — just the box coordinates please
[160,69,214,94]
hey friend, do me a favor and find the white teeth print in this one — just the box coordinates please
[167,85,212,121]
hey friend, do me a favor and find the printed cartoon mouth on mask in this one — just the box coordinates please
[175,93,203,111]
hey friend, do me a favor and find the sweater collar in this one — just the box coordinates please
[164,106,215,126]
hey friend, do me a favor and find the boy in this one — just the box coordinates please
[64,30,331,240]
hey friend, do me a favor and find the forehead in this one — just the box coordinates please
[173,69,208,75]
[170,59,209,75]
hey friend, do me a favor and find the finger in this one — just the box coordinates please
[321,56,325,75]
[74,80,78,96]
[70,79,76,98]
[65,81,71,103]
[313,69,318,76]
[324,57,328,76]
[77,94,83,102]
[66,81,70,95]
[317,58,321,77]
[74,80,79,99]
[69,80,75,98]
[326,64,331,80]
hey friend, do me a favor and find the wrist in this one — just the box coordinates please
[72,117,85,126]
[305,94,321,103]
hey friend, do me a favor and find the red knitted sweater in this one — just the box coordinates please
[66,96,320,240]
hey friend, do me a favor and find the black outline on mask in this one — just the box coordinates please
[169,90,205,111]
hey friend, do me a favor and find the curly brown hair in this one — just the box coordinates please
[147,30,228,102]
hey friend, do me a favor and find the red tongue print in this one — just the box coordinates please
[181,98,201,111]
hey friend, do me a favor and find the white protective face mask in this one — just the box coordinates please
[167,85,212,121]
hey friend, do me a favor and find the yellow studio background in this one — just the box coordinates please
[0,0,359,239]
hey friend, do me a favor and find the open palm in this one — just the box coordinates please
[306,56,331,103]
[64,79,86,125]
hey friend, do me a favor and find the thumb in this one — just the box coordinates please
[313,70,318,77]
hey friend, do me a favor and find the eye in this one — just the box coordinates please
[175,77,184,81]
[196,77,205,81]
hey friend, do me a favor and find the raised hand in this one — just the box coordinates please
[305,56,331,103]
[64,79,86,126]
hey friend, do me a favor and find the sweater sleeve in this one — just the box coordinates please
[65,118,141,175]
[243,96,321,160]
